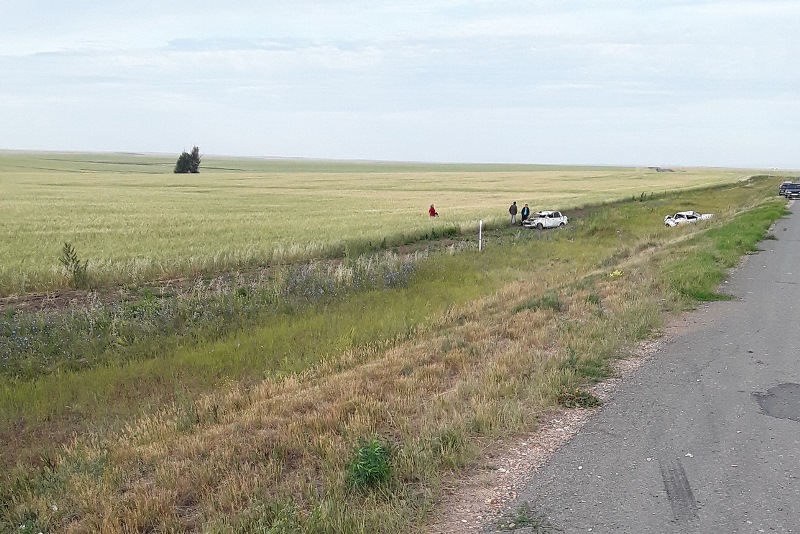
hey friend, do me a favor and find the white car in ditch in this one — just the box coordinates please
[523,210,569,229]
[663,210,713,227]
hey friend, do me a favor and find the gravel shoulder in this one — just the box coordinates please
[427,336,670,533]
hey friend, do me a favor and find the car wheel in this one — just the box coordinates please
[559,222,565,227]
[536,223,543,230]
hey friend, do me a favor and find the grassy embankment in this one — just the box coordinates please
[0,151,755,295]
[0,170,789,532]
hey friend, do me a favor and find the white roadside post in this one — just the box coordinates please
[479,220,483,251]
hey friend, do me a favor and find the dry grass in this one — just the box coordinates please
[8,259,668,532]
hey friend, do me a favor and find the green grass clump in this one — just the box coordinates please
[495,501,562,532]
[346,437,393,491]
[513,293,562,313]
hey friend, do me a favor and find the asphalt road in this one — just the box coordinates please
[511,206,800,533]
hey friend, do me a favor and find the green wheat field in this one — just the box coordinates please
[0,151,758,295]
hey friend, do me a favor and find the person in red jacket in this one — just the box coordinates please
[429,204,439,217]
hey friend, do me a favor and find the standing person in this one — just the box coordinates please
[509,201,518,225]
[429,204,439,217]
[521,203,530,224]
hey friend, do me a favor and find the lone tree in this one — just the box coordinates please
[174,146,201,173]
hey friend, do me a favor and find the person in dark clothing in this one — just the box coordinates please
[509,201,518,224]
[429,204,439,217]
[521,203,530,224]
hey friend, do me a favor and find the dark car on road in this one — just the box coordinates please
[781,183,800,199]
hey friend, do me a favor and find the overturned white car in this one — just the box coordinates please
[664,210,713,227]
[523,210,569,229]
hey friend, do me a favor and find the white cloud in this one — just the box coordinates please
[0,0,798,167]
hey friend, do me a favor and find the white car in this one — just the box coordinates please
[663,210,713,227]
[523,210,569,229]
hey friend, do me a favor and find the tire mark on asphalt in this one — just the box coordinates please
[659,456,699,525]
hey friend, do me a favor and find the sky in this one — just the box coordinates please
[1,1,798,168]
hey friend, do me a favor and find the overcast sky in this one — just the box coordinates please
[1,1,798,168]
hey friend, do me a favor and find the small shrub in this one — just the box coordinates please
[557,387,601,409]
[58,242,89,288]
[174,146,201,173]
[346,437,392,490]
[586,293,601,306]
